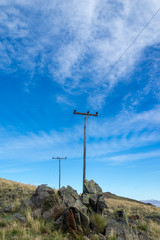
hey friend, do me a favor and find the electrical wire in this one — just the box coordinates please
[108,7,160,74]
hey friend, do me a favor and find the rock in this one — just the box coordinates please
[84,179,102,195]
[59,185,80,207]
[82,179,107,214]
[21,199,34,210]
[113,209,128,224]
[97,195,107,214]
[82,193,107,214]
[63,208,77,232]
[80,210,90,230]
[42,210,52,220]
[89,194,98,212]
[74,200,88,214]
[55,215,64,228]
[62,207,90,234]
[3,204,15,213]
[105,210,131,239]
[145,215,160,224]
[82,194,90,206]
[32,208,42,218]
[30,184,57,211]
[13,213,26,223]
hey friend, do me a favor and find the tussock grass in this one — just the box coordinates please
[90,213,106,234]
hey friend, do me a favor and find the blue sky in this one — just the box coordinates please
[0,0,160,200]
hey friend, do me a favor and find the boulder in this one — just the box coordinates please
[74,200,88,214]
[82,193,107,214]
[32,208,42,218]
[13,213,26,223]
[59,185,80,207]
[3,204,15,213]
[30,184,57,211]
[84,179,102,195]
[55,215,64,228]
[42,210,52,220]
[97,195,107,214]
[105,210,132,239]
[62,207,90,234]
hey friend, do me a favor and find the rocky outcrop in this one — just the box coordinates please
[58,185,80,207]
[27,180,108,236]
[84,179,103,195]
[82,179,107,214]
[30,184,58,211]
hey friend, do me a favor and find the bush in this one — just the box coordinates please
[90,213,106,234]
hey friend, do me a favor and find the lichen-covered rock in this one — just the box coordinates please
[97,195,107,214]
[13,213,26,223]
[30,184,57,211]
[3,204,15,213]
[89,194,98,212]
[84,179,102,195]
[82,193,107,214]
[59,185,80,207]
[74,199,88,214]
[105,210,135,240]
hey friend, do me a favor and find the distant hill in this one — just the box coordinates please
[142,200,160,208]
[103,191,153,206]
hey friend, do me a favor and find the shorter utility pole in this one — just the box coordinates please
[73,110,98,193]
[52,157,67,189]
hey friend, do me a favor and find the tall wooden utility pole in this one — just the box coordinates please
[52,157,67,189]
[73,110,98,193]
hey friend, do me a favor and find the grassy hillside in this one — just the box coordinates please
[105,193,160,239]
[0,178,69,240]
[0,178,160,239]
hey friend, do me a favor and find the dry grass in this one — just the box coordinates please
[106,198,160,217]
[0,177,36,191]
[148,220,160,239]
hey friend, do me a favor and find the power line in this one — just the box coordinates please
[108,7,160,74]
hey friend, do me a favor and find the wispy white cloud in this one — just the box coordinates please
[0,0,160,107]
[107,150,160,164]
[56,95,75,107]
[0,105,160,164]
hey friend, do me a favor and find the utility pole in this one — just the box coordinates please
[73,110,98,193]
[52,157,67,189]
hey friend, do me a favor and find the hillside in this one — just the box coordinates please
[103,192,153,206]
[0,178,160,240]
[142,200,160,208]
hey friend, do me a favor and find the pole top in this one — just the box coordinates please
[73,110,98,117]
[52,157,67,160]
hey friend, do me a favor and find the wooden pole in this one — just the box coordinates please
[73,110,98,193]
[52,157,67,190]
[83,115,87,193]
[59,158,61,189]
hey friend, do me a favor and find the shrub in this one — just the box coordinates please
[90,213,106,234]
